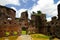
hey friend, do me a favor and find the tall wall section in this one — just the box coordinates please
[0,5,21,37]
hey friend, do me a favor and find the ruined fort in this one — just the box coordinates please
[0,4,60,38]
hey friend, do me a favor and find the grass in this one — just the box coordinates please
[31,34,50,39]
[0,36,18,40]
[31,34,50,40]
[32,38,49,40]
[31,34,59,40]
[0,34,59,40]
[22,31,26,35]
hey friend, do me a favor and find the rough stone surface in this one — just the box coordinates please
[0,5,21,37]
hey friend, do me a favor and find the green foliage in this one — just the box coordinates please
[37,11,41,14]
[13,31,18,35]
[32,11,42,16]
[5,32,10,36]
[32,11,36,14]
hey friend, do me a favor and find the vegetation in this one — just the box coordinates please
[31,34,50,39]
[31,34,59,40]
[37,11,41,14]
[14,31,18,35]
[0,36,18,40]
[32,11,36,14]
[32,11,42,16]
[0,34,58,40]
[5,32,10,36]
[22,31,26,35]
[8,36,18,40]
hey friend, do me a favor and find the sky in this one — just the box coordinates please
[0,0,60,21]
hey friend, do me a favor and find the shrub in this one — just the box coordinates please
[13,31,18,35]
[5,32,10,36]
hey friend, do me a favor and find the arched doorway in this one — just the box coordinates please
[22,27,27,35]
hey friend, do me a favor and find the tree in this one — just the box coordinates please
[37,11,41,14]
[32,11,36,14]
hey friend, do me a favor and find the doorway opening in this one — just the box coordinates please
[22,27,26,35]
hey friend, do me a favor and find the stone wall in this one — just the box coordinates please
[0,5,21,37]
[58,4,60,20]
[31,12,47,34]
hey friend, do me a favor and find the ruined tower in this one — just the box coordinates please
[58,4,60,20]
[31,11,47,34]
[0,5,21,37]
[19,11,29,34]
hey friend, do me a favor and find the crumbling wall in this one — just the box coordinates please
[19,11,29,34]
[58,4,60,20]
[31,12,47,34]
[0,5,21,37]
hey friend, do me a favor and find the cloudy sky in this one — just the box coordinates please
[0,0,60,21]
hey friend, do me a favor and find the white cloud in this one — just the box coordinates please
[57,1,60,5]
[31,0,60,21]
[16,9,31,19]
[10,7,31,19]
[16,9,27,18]
[0,0,20,6]
[46,17,51,22]
[8,0,60,22]
[11,7,17,11]
[31,0,54,12]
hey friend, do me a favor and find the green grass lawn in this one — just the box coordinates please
[0,34,58,40]
[0,36,18,40]
[31,34,50,39]
[22,31,26,35]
